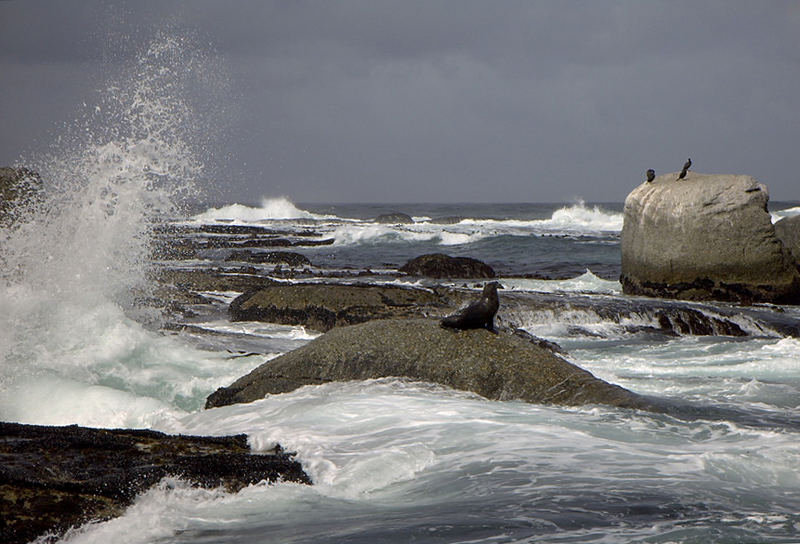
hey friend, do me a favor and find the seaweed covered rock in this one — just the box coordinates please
[400,253,496,279]
[621,173,800,303]
[0,422,310,544]
[229,283,455,332]
[206,318,650,410]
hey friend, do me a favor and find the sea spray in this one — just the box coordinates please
[0,30,232,415]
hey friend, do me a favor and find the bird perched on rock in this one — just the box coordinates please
[677,158,692,180]
[440,282,499,332]
[646,169,655,182]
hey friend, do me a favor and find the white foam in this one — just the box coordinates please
[500,270,622,295]
[458,201,623,235]
[771,205,800,223]
[193,196,339,223]
[189,319,320,340]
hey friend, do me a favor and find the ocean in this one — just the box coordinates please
[2,33,800,544]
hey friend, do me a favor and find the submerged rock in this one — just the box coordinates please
[621,173,800,303]
[226,250,312,267]
[374,212,414,224]
[0,421,310,544]
[229,283,454,332]
[206,318,650,410]
[400,253,496,279]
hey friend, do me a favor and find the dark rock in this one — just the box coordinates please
[374,212,414,224]
[226,250,312,267]
[157,268,277,294]
[0,421,310,544]
[621,173,800,303]
[229,283,454,332]
[236,237,334,248]
[206,318,652,410]
[400,253,496,279]
[0,166,41,225]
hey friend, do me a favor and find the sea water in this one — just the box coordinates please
[1,32,800,544]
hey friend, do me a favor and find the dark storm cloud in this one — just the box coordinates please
[1,0,799,202]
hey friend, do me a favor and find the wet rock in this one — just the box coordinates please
[399,253,496,279]
[0,166,41,225]
[0,421,310,544]
[157,268,276,295]
[374,212,414,224]
[226,250,312,267]
[229,283,454,332]
[206,318,651,410]
[621,173,800,303]
[774,215,800,266]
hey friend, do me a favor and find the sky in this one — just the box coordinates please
[1,1,799,204]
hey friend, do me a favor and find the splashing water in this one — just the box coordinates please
[0,31,224,401]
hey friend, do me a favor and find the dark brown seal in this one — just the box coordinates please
[440,282,500,332]
[646,169,655,182]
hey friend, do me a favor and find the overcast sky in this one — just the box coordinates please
[1,1,799,203]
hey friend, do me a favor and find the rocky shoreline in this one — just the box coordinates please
[3,167,800,541]
[0,422,310,544]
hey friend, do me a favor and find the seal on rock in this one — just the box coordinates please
[677,158,691,180]
[440,282,500,332]
[646,169,655,182]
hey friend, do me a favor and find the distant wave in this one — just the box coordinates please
[771,206,800,223]
[457,202,623,234]
[500,270,622,295]
[538,201,623,233]
[192,197,339,223]
[332,223,486,246]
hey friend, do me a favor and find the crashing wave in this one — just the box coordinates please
[192,196,340,223]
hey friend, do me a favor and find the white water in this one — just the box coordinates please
[188,199,624,249]
[193,196,341,223]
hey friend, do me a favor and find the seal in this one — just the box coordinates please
[677,157,691,180]
[440,282,500,332]
[646,169,655,182]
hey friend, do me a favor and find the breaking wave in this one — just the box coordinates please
[192,196,340,223]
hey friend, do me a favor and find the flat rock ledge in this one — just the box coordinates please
[229,283,459,332]
[0,422,310,544]
[621,173,800,303]
[206,318,650,411]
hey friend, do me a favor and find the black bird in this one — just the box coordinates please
[646,169,655,182]
[682,157,692,171]
[677,157,691,180]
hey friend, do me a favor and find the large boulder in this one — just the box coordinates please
[774,215,800,265]
[229,283,455,332]
[0,422,310,544]
[621,173,800,303]
[206,318,650,410]
[400,253,496,279]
